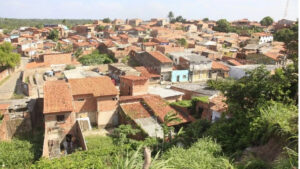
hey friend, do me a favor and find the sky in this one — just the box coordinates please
[0,0,298,21]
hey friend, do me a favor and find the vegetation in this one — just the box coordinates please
[102,18,111,23]
[167,11,174,22]
[213,19,263,36]
[78,50,114,65]
[162,137,234,169]
[0,18,93,33]
[170,100,192,108]
[0,42,21,69]
[47,29,59,41]
[192,96,209,104]
[176,38,187,47]
[203,18,209,22]
[260,16,274,26]
[65,64,76,70]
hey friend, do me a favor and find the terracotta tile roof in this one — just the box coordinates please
[43,81,73,114]
[263,52,282,60]
[120,75,149,81]
[120,102,151,119]
[143,42,158,46]
[134,66,160,78]
[68,76,118,97]
[252,32,272,37]
[147,51,172,63]
[212,61,230,71]
[143,95,194,126]
[227,59,242,66]
[210,95,227,113]
[0,104,10,110]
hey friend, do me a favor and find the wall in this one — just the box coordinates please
[73,94,97,113]
[43,53,72,65]
[171,70,189,82]
[97,96,118,128]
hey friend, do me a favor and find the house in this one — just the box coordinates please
[72,25,96,38]
[274,19,295,30]
[141,42,158,51]
[171,70,189,83]
[108,63,141,83]
[128,19,143,27]
[169,51,212,82]
[148,86,184,103]
[134,66,161,84]
[119,75,149,96]
[112,19,125,25]
[39,53,73,66]
[171,83,218,100]
[251,32,273,45]
[43,81,87,158]
[211,61,230,79]
[119,94,194,138]
[130,51,173,81]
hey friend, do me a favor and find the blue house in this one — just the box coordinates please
[171,70,189,82]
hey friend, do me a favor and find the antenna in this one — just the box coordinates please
[284,0,290,19]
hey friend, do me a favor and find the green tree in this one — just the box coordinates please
[175,16,185,23]
[62,19,67,25]
[260,16,274,26]
[0,42,21,69]
[103,18,111,23]
[47,29,59,41]
[213,19,231,32]
[176,38,187,47]
[274,28,294,43]
[167,11,174,22]
[74,48,83,58]
[96,25,105,31]
[78,50,114,65]
[203,18,209,22]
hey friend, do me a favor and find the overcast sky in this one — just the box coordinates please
[0,0,298,21]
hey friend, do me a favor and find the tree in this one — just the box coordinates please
[203,18,209,22]
[213,19,231,32]
[103,18,111,23]
[167,11,174,22]
[78,50,114,65]
[0,42,21,69]
[74,48,83,58]
[260,16,274,26]
[96,25,105,31]
[62,19,67,25]
[47,29,59,41]
[175,16,185,23]
[176,38,187,47]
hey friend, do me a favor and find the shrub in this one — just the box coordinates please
[169,100,192,108]
[65,64,76,70]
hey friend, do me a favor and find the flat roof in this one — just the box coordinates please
[172,83,218,97]
[148,86,184,98]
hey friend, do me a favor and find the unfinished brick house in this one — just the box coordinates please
[43,76,118,158]
[119,75,149,96]
[119,94,195,139]
[130,51,173,81]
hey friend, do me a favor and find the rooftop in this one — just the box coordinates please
[43,81,73,114]
[148,86,184,98]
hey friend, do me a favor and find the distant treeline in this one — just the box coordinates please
[0,18,94,32]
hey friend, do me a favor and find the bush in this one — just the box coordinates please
[169,100,192,108]
[0,140,35,168]
[65,64,76,70]
[163,137,234,169]
[78,50,114,65]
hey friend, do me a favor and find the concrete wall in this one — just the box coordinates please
[171,70,189,82]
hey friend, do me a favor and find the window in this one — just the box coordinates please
[183,75,187,79]
[77,98,85,101]
[56,115,65,122]
[112,97,118,101]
